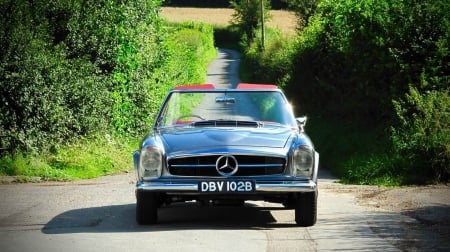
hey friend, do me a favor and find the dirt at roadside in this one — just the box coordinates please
[320,181,450,251]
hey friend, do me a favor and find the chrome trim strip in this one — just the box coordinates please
[239,164,285,168]
[136,181,316,192]
[170,164,216,168]
[170,164,284,168]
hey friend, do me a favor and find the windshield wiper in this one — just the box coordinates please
[192,120,262,128]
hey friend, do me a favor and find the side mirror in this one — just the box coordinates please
[296,116,307,132]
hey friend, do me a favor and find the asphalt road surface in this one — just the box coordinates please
[0,49,406,252]
[0,171,405,252]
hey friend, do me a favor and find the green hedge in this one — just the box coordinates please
[237,0,449,184]
[0,0,216,180]
[289,0,449,183]
[288,0,449,122]
[391,87,450,183]
[0,0,216,154]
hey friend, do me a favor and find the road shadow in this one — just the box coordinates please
[403,204,450,225]
[42,202,297,234]
[373,205,450,251]
[41,169,338,235]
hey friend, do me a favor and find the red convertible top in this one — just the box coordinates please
[174,84,216,90]
[236,83,278,89]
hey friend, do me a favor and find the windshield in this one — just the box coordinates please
[157,90,297,128]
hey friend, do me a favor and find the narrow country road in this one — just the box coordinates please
[0,49,440,252]
[0,172,405,252]
[193,48,260,121]
[206,48,241,88]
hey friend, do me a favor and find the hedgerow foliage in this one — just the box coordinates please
[230,0,271,47]
[239,0,449,183]
[291,0,449,183]
[392,87,449,183]
[0,0,216,154]
[290,0,448,120]
[286,0,319,29]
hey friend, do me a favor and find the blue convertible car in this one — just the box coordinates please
[133,83,319,226]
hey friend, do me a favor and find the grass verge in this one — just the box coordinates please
[0,136,138,182]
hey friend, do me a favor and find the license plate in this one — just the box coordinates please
[198,180,255,193]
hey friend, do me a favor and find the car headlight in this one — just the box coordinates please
[139,146,163,179]
[293,146,314,177]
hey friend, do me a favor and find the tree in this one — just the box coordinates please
[230,0,271,47]
[286,0,320,30]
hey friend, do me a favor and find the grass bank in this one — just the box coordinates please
[0,136,137,182]
[0,16,216,182]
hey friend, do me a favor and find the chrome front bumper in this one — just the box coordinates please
[136,180,317,192]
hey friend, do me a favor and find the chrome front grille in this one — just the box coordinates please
[168,155,286,176]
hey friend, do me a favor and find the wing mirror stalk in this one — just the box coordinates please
[296,116,307,132]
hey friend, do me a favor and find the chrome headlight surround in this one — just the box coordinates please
[292,145,314,178]
[138,146,163,179]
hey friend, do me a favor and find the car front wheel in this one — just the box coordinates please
[295,190,317,227]
[136,190,159,225]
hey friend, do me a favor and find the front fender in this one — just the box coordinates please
[313,151,319,183]
[133,151,140,180]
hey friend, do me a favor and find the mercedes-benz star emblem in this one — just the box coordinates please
[216,155,239,176]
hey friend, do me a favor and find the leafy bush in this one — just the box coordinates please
[230,0,271,46]
[1,0,216,151]
[0,0,112,152]
[241,29,295,87]
[391,86,450,183]
[0,0,216,180]
[287,0,448,120]
[237,0,449,184]
[76,0,166,136]
[286,0,319,29]
[163,22,216,86]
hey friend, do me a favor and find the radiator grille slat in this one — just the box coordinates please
[168,155,286,176]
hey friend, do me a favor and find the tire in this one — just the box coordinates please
[295,190,318,227]
[282,195,297,209]
[136,190,158,225]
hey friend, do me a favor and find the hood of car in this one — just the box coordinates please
[158,127,293,154]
